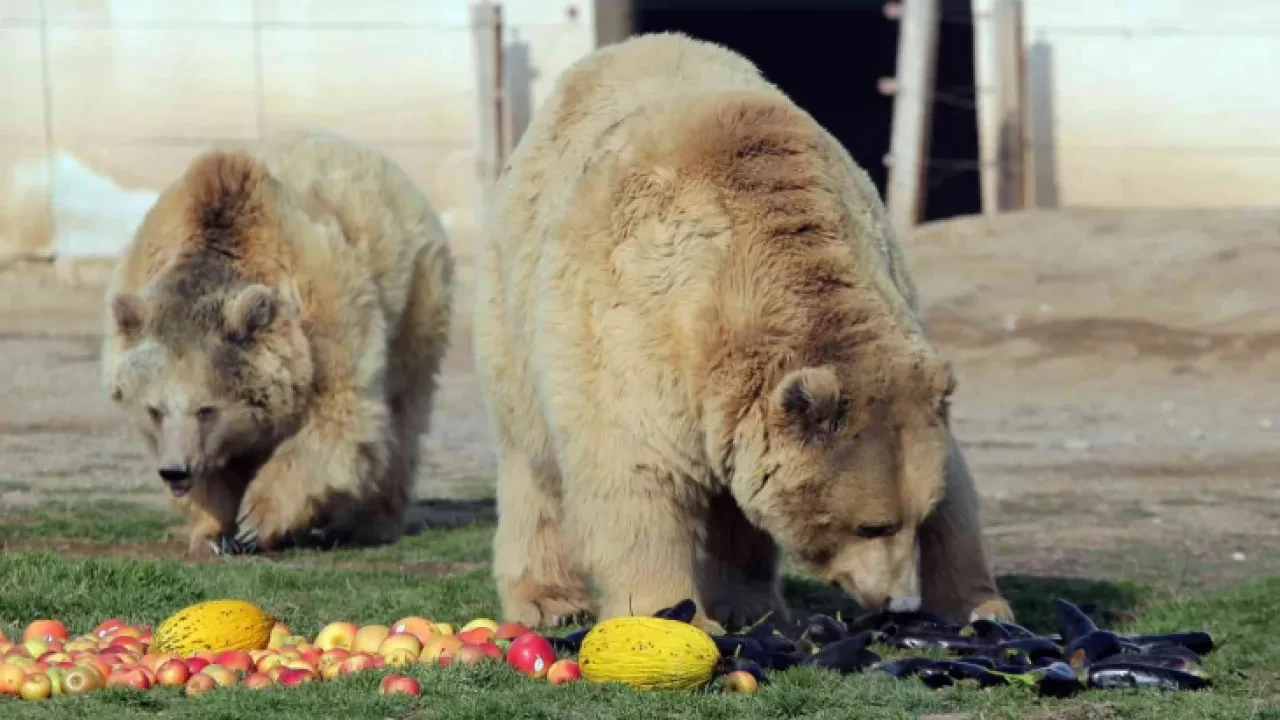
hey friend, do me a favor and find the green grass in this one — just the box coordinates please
[0,500,182,545]
[0,501,1277,719]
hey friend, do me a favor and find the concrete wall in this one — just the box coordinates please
[1024,0,1280,209]
[0,0,596,263]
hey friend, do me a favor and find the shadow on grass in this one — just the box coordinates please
[780,572,1148,632]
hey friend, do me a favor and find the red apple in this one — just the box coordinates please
[107,637,146,656]
[378,673,421,696]
[456,627,496,646]
[505,633,556,679]
[106,667,152,691]
[214,650,254,675]
[156,659,192,687]
[22,620,68,643]
[390,616,436,644]
[184,657,210,674]
[200,664,238,687]
[184,673,217,696]
[266,665,289,683]
[298,646,323,667]
[242,671,274,689]
[92,618,126,639]
[338,653,377,676]
[494,621,533,643]
[60,665,102,695]
[723,669,760,694]
[475,641,503,660]
[76,656,111,681]
[277,668,316,686]
[314,621,359,651]
[452,644,491,666]
[546,659,582,685]
[256,653,286,673]
[135,665,158,686]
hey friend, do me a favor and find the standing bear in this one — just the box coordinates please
[476,33,1012,630]
[101,130,454,555]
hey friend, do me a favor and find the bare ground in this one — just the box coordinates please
[2,207,1277,596]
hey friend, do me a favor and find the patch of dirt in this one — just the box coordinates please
[3,208,1278,599]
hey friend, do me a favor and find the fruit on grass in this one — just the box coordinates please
[378,633,423,658]
[352,625,391,654]
[475,642,503,660]
[578,617,720,691]
[339,653,378,676]
[106,667,152,690]
[453,644,490,666]
[495,622,533,642]
[0,662,27,693]
[723,669,760,694]
[391,617,436,644]
[242,671,274,689]
[156,659,192,687]
[44,667,65,696]
[277,668,316,686]
[315,621,359,651]
[547,659,582,685]
[456,627,496,645]
[379,673,422,696]
[422,635,464,662]
[185,657,210,674]
[200,664,238,687]
[383,648,418,667]
[268,622,292,649]
[266,665,289,683]
[60,666,103,695]
[92,618,126,639]
[214,650,254,674]
[434,623,455,636]
[153,599,275,655]
[22,620,69,643]
[184,673,217,696]
[107,637,146,656]
[23,640,49,658]
[506,633,557,679]
[19,672,52,700]
[77,656,111,680]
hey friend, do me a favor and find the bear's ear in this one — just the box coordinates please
[224,284,277,343]
[111,293,149,345]
[770,366,849,441]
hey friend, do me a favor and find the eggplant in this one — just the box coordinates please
[793,636,819,656]
[1065,630,1125,668]
[760,630,797,654]
[1086,662,1210,691]
[846,610,951,636]
[719,656,769,685]
[1033,661,1082,698]
[549,627,591,653]
[712,635,769,663]
[1092,653,1196,673]
[653,598,698,623]
[802,631,881,674]
[963,618,1012,642]
[763,651,808,671]
[888,631,993,655]
[803,614,847,644]
[955,655,996,669]
[1133,641,1202,663]
[874,657,938,680]
[986,637,1063,663]
[1124,632,1215,657]
[1052,598,1099,645]
[994,621,1039,640]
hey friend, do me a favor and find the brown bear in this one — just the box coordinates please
[475,33,1012,630]
[100,130,454,555]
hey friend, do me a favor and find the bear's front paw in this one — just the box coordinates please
[969,597,1016,623]
[233,489,309,553]
[503,581,595,629]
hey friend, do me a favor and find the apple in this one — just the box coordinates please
[184,673,217,696]
[156,659,192,687]
[22,620,68,644]
[0,661,27,694]
[281,635,311,648]
[265,665,289,683]
[256,653,286,673]
[141,652,175,672]
[185,657,210,674]
[63,638,97,654]
[494,621,533,647]
[456,627,496,646]
[378,673,421,696]
[391,617,436,644]
[19,672,52,700]
[267,621,292,649]
[546,659,582,685]
[421,634,463,662]
[723,669,760,694]
[22,639,49,658]
[106,667,152,691]
[214,650,254,675]
[338,653,377,676]
[378,633,422,658]
[44,667,65,696]
[461,618,499,634]
[137,631,153,647]
[433,623,455,636]
[108,637,146,656]
[277,668,316,686]
[134,665,158,687]
[352,625,390,654]
[382,648,418,667]
[298,646,324,667]
[242,671,274,689]
[284,660,317,673]
[452,644,490,666]
[103,625,142,642]
[474,642,503,660]
[76,656,111,681]
[505,633,556,679]
[319,648,350,667]
[38,651,71,665]
[60,665,102,695]
[200,664,238,687]
[314,621,359,651]
[92,618,126,639]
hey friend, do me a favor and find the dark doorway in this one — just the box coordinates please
[630,0,980,223]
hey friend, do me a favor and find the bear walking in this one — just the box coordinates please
[101,130,454,554]
[476,33,1012,630]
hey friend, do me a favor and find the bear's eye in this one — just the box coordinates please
[196,406,218,422]
[147,406,163,423]
[855,522,900,539]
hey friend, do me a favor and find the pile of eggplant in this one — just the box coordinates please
[550,597,1215,697]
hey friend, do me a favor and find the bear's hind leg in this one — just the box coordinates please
[918,431,1014,622]
[697,491,789,630]
[493,445,592,628]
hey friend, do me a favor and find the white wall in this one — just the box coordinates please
[1023,0,1280,208]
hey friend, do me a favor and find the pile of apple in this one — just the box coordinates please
[0,615,577,701]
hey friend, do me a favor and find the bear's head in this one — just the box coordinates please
[726,344,953,614]
[105,281,314,498]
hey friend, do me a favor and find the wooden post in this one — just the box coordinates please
[995,0,1029,210]
[471,1,505,222]
[885,0,941,234]
[971,0,999,214]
